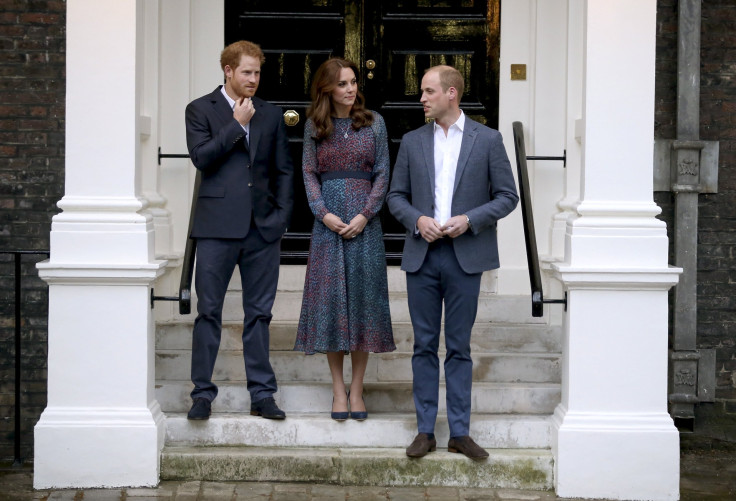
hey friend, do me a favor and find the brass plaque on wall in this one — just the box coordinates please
[511,64,527,81]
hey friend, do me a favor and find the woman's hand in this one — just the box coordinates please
[323,213,347,233]
[339,214,368,240]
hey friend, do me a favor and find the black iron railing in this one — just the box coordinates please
[150,169,199,315]
[1,249,50,466]
[511,122,567,317]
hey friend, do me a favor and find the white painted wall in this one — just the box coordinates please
[498,0,570,299]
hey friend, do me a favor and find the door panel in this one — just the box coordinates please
[225,0,500,263]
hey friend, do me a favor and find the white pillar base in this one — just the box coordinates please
[34,403,165,489]
[35,260,166,488]
[552,266,680,500]
[553,405,679,501]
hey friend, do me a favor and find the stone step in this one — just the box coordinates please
[174,291,549,325]
[160,445,554,490]
[155,381,561,415]
[155,350,561,384]
[164,413,552,449]
[156,321,563,354]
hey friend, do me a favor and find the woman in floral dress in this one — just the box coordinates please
[294,58,395,421]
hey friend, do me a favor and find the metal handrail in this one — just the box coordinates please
[511,122,567,317]
[151,170,199,315]
[1,249,50,466]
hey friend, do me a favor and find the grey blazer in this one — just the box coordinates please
[387,117,519,274]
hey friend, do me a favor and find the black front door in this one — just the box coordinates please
[225,0,501,264]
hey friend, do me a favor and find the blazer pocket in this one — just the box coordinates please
[198,186,225,198]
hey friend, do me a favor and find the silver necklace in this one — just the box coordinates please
[336,120,350,139]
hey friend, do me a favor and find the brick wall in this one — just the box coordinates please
[0,0,65,461]
[656,0,736,438]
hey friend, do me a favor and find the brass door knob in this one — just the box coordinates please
[366,59,376,70]
[283,110,300,126]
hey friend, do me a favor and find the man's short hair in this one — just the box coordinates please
[220,40,265,71]
[428,65,464,101]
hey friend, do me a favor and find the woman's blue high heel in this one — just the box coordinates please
[349,390,367,421]
[331,392,349,421]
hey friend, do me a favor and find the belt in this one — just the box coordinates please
[319,171,372,182]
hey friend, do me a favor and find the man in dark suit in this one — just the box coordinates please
[387,65,518,459]
[184,40,293,420]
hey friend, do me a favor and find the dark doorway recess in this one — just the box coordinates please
[225,0,501,264]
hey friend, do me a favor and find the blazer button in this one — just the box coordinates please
[248,182,253,187]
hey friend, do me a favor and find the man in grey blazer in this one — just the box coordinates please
[184,41,293,420]
[387,65,518,459]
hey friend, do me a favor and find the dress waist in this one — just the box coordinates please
[320,171,372,182]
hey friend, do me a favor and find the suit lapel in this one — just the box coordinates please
[453,119,478,194]
[420,124,435,194]
[248,97,264,162]
[211,87,234,125]
[212,86,251,156]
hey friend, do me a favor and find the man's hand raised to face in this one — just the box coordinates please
[234,96,255,126]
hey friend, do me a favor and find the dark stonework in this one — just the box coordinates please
[0,0,64,461]
[656,0,736,440]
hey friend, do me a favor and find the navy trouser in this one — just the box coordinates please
[190,227,280,403]
[406,238,482,438]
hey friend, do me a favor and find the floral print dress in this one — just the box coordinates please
[294,113,395,354]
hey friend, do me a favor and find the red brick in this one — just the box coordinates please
[19,13,60,25]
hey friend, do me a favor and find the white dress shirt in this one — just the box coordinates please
[221,86,250,144]
[433,111,465,225]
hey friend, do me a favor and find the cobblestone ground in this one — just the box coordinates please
[1,447,734,501]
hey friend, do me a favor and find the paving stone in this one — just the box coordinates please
[46,492,85,500]
[343,485,390,500]
[425,486,462,500]
[385,485,427,500]
[494,488,556,500]
[308,484,348,500]
[200,481,236,498]
[271,482,310,501]
[232,482,273,499]
[125,482,177,498]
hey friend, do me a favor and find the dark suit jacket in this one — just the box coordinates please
[185,87,294,242]
[387,117,519,274]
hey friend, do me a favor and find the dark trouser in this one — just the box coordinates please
[190,227,280,403]
[406,238,482,438]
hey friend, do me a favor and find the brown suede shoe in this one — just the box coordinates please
[447,436,489,460]
[406,433,437,458]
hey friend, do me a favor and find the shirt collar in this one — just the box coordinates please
[220,86,236,109]
[433,110,465,134]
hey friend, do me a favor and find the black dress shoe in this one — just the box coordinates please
[406,433,437,458]
[250,396,286,420]
[447,435,489,460]
[187,398,211,420]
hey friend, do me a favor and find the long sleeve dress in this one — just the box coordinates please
[294,112,396,354]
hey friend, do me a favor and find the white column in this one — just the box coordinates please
[551,1,681,500]
[34,0,166,488]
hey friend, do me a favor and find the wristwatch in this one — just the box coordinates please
[465,215,473,232]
